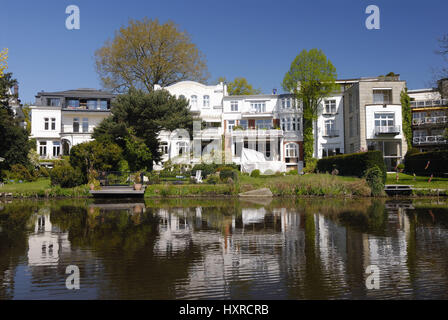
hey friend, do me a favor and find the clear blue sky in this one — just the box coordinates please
[1,0,447,104]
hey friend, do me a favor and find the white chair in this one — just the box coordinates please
[195,170,203,183]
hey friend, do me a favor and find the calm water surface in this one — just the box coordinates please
[0,197,447,300]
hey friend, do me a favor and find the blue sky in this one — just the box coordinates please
[1,0,447,103]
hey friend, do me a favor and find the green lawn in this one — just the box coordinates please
[0,178,51,193]
[386,173,448,189]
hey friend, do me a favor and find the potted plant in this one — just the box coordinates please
[133,171,143,190]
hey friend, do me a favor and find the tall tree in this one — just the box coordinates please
[400,89,412,150]
[227,77,261,95]
[95,18,209,93]
[282,49,338,165]
[93,88,193,170]
[0,73,32,174]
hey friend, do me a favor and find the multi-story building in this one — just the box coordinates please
[30,89,115,160]
[340,75,408,171]
[408,79,448,152]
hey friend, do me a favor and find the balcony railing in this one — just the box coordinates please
[410,99,448,108]
[412,116,448,126]
[375,125,400,135]
[323,129,339,137]
[231,128,283,137]
[413,135,447,145]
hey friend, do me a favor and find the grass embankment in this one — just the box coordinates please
[0,178,90,198]
[145,173,371,197]
[386,173,448,196]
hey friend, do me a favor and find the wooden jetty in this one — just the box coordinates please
[90,186,146,198]
[384,185,413,196]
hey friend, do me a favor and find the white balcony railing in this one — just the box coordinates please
[413,135,447,145]
[231,128,283,137]
[410,99,448,108]
[412,116,448,126]
[375,125,400,135]
[323,129,339,137]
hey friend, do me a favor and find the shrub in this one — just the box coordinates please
[287,170,298,175]
[50,162,84,188]
[219,167,238,182]
[317,151,386,183]
[38,166,50,178]
[250,169,261,178]
[364,166,384,197]
[304,158,317,173]
[404,150,448,176]
[206,175,220,184]
[10,164,35,182]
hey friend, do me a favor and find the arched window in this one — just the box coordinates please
[176,141,189,156]
[203,95,210,108]
[191,95,197,107]
[179,94,186,100]
[285,143,299,158]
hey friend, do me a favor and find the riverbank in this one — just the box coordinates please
[2,173,448,199]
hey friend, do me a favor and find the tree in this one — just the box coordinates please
[227,77,261,95]
[0,48,7,78]
[93,88,193,170]
[95,18,209,93]
[437,34,448,77]
[0,73,32,175]
[282,49,338,165]
[400,89,412,150]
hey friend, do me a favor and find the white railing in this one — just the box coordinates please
[231,129,283,137]
[412,116,448,125]
[410,99,448,108]
[323,130,339,137]
[413,135,447,145]
[375,125,400,135]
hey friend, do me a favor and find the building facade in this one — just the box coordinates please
[408,81,448,152]
[30,89,115,160]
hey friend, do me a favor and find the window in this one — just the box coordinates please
[176,141,189,156]
[349,117,354,137]
[251,102,266,113]
[87,100,98,110]
[82,118,89,133]
[239,120,248,130]
[203,95,210,108]
[73,118,80,133]
[281,117,300,132]
[324,120,336,136]
[285,143,298,158]
[281,98,292,109]
[179,95,185,100]
[373,89,392,104]
[51,118,56,130]
[228,120,235,132]
[255,119,272,129]
[191,95,197,108]
[374,113,395,128]
[100,100,108,110]
[44,118,49,130]
[48,98,61,107]
[160,142,168,155]
[39,142,47,156]
[231,101,239,112]
[66,99,79,108]
[348,94,353,113]
[325,100,336,114]
[53,141,60,157]
[322,147,341,158]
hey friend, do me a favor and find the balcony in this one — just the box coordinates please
[412,116,448,126]
[323,130,339,137]
[231,128,283,138]
[410,99,448,108]
[413,135,447,145]
[375,125,400,135]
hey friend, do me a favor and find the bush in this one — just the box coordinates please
[250,169,261,178]
[38,166,50,178]
[206,175,220,185]
[219,167,239,182]
[50,162,84,188]
[304,158,317,174]
[404,150,448,176]
[10,164,35,182]
[364,166,384,197]
[287,170,298,175]
[317,151,386,183]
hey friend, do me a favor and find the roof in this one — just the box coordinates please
[36,88,116,99]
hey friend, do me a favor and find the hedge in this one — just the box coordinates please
[405,150,448,176]
[317,151,387,183]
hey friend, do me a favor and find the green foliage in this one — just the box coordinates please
[93,88,193,168]
[250,169,261,178]
[227,77,261,95]
[50,162,84,188]
[206,175,220,184]
[400,89,412,150]
[69,140,123,180]
[404,150,448,176]
[219,167,239,182]
[4,164,36,182]
[38,166,50,178]
[287,170,298,175]
[303,158,317,174]
[282,49,338,165]
[317,151,387,183]
[364,166,385,197]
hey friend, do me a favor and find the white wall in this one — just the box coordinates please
[30,107,61,139]
[365,104,403,140]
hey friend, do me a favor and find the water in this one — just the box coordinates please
[0,197,447,300]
